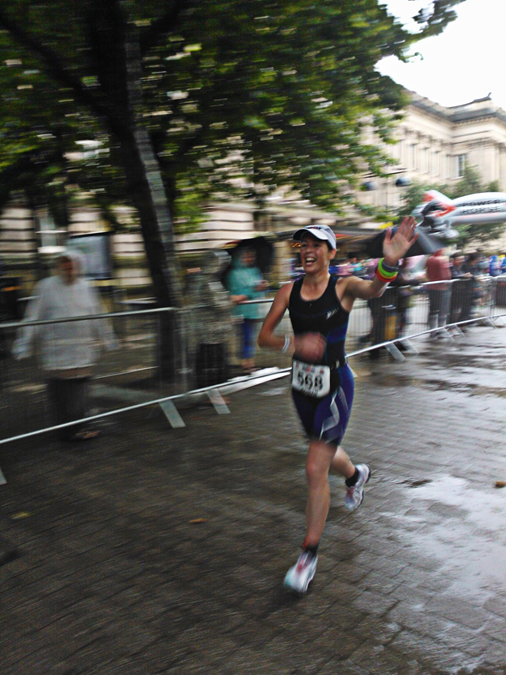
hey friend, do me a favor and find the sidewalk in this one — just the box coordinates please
[1,325,506,675]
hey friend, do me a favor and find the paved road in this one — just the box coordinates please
[1,325,506,675]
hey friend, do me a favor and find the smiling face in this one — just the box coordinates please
[299,233,336,274]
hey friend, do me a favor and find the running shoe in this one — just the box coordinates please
[283,551,318,594]
[345,463,371,511]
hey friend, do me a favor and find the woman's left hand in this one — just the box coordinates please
[383,216,418,266]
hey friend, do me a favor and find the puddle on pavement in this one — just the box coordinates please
[375,372,506,398]
[376,373,467,392]
[403,475,506,599]
[402,478,432,488]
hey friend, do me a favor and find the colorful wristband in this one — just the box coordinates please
[376,258,398,283]
[379,259,399,273]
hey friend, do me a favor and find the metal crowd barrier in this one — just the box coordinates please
[0,276,505,446]
[0,308,184,444]
[250,275,505,365]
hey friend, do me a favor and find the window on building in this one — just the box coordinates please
[408,143,417,170]
[433,151,440,176]
[456,154,467,178]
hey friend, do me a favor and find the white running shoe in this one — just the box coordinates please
[284,552,318,594]
[345,463,371,511]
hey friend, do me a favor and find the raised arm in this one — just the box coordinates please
[341,216,418,305]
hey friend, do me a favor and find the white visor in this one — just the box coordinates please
[292,224,336,250]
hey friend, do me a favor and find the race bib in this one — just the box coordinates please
[291,359,331,398]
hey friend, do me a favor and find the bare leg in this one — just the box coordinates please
[330,445,355,479]
[304,442,359,545]
[285,440,359,593]
[304,440,338,545]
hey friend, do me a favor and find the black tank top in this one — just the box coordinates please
[289,275,349,368]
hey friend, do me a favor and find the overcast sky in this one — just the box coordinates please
[378,0,506,111]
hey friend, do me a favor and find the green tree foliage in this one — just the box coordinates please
[396,180,435,221]
[451,163,482,198]
[0,0,465,303]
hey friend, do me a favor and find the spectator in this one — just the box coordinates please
[357,258,380,349]
[460,251,483,324]
[226,248,268,374]
[365,289,396,358]
[362,258,377,280]
[449,252,472,325]
[489,255,501,277]
[347,253,363,277]
[477,250,488,274]
[334,258,352,277]
[425,248,451,336]
[450,252,466,278]
[392,258,419,344]
[12,250,117,441]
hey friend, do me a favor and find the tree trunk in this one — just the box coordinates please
[118,127,182,308]
[118,128,182,379]
[121,18,182,309]
[112,9,182,378]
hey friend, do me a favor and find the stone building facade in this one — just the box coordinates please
[361,92,506,214]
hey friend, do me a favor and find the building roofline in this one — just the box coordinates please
[405,89,506,127]
[447,94,493,108]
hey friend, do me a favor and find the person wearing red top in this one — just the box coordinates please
[425,249,451,335]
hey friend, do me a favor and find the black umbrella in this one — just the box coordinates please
[225,236,275,274]
[363,227,444,259]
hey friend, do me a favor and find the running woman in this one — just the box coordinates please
[257,217,417,593]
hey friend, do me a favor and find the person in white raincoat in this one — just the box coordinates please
[13,250,116,440]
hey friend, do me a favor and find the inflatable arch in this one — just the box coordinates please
[413,190,506,239]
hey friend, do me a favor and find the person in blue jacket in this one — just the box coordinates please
[489,255,501,277]
[227,248,268,373]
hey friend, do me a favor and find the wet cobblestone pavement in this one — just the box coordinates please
[1,325,506,674]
